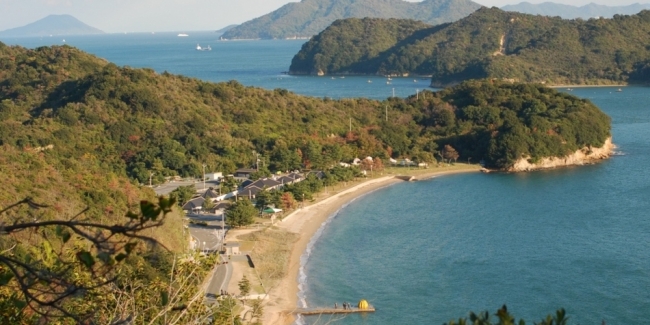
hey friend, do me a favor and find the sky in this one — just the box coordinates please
[0,0,649,33]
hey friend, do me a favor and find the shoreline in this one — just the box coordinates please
[262,166,480,325]
[548,84,627,88]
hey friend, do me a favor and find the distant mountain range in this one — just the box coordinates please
[0,15,103,37]
[221,0,481,40]
[502,2,650,19]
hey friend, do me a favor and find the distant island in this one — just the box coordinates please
[221,0,481,40]
[502,2,650,19]
[289,7,650,86]
[0,14,104,37]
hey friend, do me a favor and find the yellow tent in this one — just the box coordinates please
[358,299,369,310]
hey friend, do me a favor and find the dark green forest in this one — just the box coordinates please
[0,42,610,191]
[290,7,650,86]
[221,0,480,40]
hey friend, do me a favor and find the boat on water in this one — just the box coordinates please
[617,88,623,92]
[178,33,189,37]
[196,44,212,51]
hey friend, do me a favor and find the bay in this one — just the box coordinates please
[301,86,650,325]
[3,34,649,324]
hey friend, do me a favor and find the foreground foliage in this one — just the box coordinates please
[447,305,568,325]
[290,8,650,86]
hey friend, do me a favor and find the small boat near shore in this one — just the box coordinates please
[196,44,212,51]
[178,33,189,37]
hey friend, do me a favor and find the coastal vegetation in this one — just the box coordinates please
[221,0,480,40]
[0,41,610,322]
[289,7,650,86]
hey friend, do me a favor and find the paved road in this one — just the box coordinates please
[153,180,221,196]
[205,258,232,303]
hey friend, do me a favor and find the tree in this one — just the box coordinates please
[443,145,459,164]
[202,197,215,212]
[0,197,175,323]
[238,275,251,298]
[169,185,196,206]
[280,192,296,210]
[445,305,568,325]
[225,199,257,228]
[220,176,239,194]
[373,157,384,172]
[254,189,273,212]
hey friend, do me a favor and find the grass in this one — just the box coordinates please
[239,228,299,291]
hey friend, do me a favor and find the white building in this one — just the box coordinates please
[205,172,223,180]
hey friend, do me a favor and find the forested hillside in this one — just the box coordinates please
[221,0,480,40]
[0,42,610,322]
[289,7,650,86]
[0,42,611,183]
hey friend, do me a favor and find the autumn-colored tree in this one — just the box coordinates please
[443,145,459,164]
[280,192,296,210]
[373,157,384,171]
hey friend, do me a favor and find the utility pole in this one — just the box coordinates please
[202,164,206,190]
[392,88,395,97]
[349,117,352,132]
[149,172,154,187]
[385,105,388,122]
[416,89,419,100]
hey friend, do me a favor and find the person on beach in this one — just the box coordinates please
[334,302,337,309]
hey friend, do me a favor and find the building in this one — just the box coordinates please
[224,242,240,255]
[182,197,205,213]
[233,168,257,180]
[205,172,223,180]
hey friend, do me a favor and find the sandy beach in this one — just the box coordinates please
[261,166,479,325]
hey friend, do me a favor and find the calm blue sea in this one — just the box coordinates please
[3,33,649,324]
[0,32,426,100]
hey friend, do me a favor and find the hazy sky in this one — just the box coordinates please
[1,0,649,33]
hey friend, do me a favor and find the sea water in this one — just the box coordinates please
[3,34,649,324]
[300,87,650,325]
[1,32,426,100]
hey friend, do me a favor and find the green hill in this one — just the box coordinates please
[0,41,610,188]
[502,2,650,19]
[221,0,481,40]
[0,41,610,322]
[0,14,104,37]
[289,7,650,86]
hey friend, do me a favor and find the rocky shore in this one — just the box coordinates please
[508,137,614,172]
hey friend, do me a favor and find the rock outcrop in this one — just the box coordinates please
[508,137,614,172]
